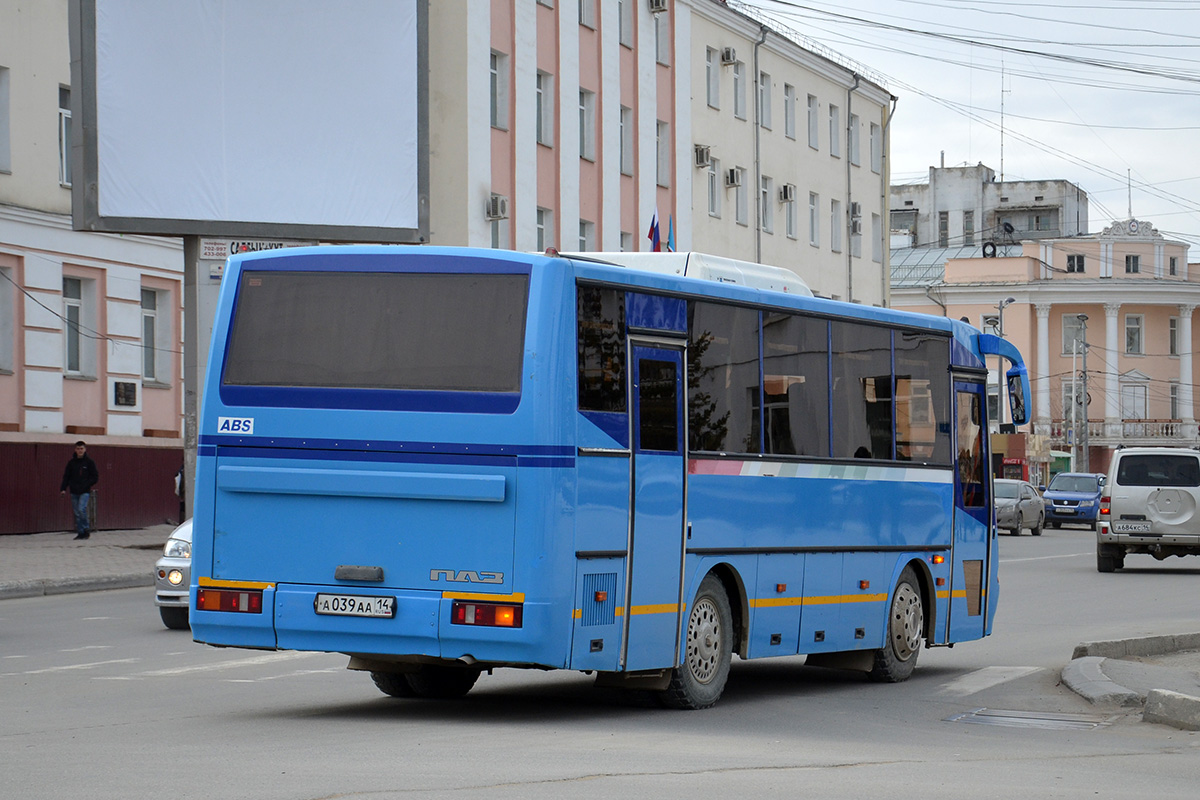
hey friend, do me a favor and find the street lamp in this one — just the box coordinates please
[1077,314,1090,472]
[996,296,1017,431]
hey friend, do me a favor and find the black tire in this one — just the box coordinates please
[660,574,733,710]
[371,670,417,698]
[405,665,481,699]
[1097,545,1124,573]
[159,606,189,630]
[1031,512,1043,536]
[1089,520,1098,531]
[1096,552,1117,573]
[868,566,924,683]
[1051,521,1061,529]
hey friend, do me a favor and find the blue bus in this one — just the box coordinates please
[191,246,1029,709]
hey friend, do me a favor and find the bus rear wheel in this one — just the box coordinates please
[868,567,923,683]
[405,665,481,698]
[660,574,733,710]
[371,670,417,698]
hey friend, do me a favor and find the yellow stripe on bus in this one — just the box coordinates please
[198,577,275,590]
[750,593,887,608]
[571,604,682,619]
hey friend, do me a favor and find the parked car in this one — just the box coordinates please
[1042,472,1105,529]
[1097,447,1200,572]
[154,519,192,629]
[994,479,1044,535]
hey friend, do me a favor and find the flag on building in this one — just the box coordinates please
[667,215,676,253]
[647,208,662,252]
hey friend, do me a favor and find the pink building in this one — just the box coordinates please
[892,218,1195,477]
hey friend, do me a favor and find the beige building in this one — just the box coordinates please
[892,218,1195,476]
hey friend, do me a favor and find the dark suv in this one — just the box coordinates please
[1043,472,1106,530]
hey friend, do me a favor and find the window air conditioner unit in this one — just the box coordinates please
[779,183,796,203]
[720,47,737,65]
[725,168,742,188]
[850,201,862,218]
[485,195,509,221]
[851,219,863,236]
[694,145,712,168]
[648,0,668,13]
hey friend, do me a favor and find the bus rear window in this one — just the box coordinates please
[222,271,528,392]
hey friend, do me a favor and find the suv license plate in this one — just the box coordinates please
[1112,522,1152,533]
[1056,507,1075,514]
[314,594,396,618]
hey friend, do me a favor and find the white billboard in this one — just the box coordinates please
[70,0,428,242]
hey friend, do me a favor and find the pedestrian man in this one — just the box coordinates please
[60,441,99,540]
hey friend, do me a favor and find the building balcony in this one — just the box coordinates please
[1038,419,1200,448]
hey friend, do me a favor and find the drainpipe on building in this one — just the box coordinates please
[846,74,860,302]
[881,94,898,306]
[753,25,767,264]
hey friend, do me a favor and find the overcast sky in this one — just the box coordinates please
[740,0,1200,250]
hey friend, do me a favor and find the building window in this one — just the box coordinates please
[0,66,11,174]
[62,276,92,375]
[807,94,819,149]
[1170,256,1179,276]
[536,208,552,251]
[963,210,975,246]
[785,191,797,239]
[758,71,771,129]
[536,71,553,146]
[1171,382,1181,419]
[1121,382,1147,420]
[0,264,13,372]
[490,52,509,129]
[783,84,796,139]
[705,48,720,109]
[1125,254,1140,274]
[734,167,748,226]
[59,86,72,187]
[870,122,882,173]
[1125,314,1143,355]
[828,104,840,158]
[831,199,842,253]
[656,121,669,187]
[579,220,595,251]
[732,62,746,120]
[1062,314,1086,355]
[1170,317,1179,356]
[620,231,633,252]
[937,211,949,248]
[141,289,158,381]
[619,106,633,175]
[707,158,721,218]
[848,113,860,166]
[618,0,633,47]
[654,12,670,66]
[1067,254,1085,273]
[760,176,774,234]
[578,0,595,28]
[809,192,819,247]
[490,218,509,249]
[579,89,596,161]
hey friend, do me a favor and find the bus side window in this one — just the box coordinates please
[957,390,985,507]
[577,286,626,413]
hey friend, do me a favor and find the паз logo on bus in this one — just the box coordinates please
[430,569,504,584]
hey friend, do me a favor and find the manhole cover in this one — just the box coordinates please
[945,708,1118,730]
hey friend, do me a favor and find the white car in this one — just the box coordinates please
[1098,448,1200,572]
[153,519,192,629]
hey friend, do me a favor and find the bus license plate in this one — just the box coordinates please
[1113,522,1152,533]
[314,594,396,618]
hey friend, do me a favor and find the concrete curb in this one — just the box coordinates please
[1061,656,1141,707]
[0,573,151,601]
[1072,633,1200,660]
[1144,690,1200,731]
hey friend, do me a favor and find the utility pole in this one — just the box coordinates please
[1078,314,1090,472]
[997,296,1016,431]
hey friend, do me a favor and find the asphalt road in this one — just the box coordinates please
[3,526,1198,799]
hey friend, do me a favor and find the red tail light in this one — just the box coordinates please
[196,588,263,613]
[452,601,523,628]
[1100,496,1111,516]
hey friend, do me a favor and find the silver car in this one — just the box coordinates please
[1098,447,1200,572]
[154,519,192,629]
[994,479,1044,536]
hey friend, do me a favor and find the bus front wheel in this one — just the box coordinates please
[660,574,733,710]
[868,567,924,683]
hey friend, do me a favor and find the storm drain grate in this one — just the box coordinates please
[945,708,1118,730]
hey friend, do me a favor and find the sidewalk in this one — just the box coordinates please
[2,525,1199,730]
[0,523,177,600]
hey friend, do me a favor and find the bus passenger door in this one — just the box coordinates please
[946,381,992,642]
[622,345,686,671]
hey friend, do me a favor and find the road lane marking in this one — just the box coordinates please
[1002,553,1091,563]
[12,658,141,676]
[937,666,1043,697]
[136,651,325,677]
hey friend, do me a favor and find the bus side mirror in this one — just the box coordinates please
[1006,370,1029,426]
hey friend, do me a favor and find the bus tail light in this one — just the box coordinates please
[452,601,523,628]
[1100,496,1111,517]
[197,588,263,614]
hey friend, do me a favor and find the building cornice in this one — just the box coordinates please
[892,278,1200,308]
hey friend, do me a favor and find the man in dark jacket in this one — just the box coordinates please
[60,441,99,540]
